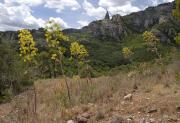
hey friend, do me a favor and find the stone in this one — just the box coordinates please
[67,120,75,123]
[176,106,180,112]
[147,108,157,113]
[133,83,138,90]
[149,118,155,123]
[81,112,91,119]
[127,118,132,122]
[168,118,178,122]
[139,118,146,123]
[76,116,88,123]
[95,111,104,121]
[124,94,133,101]
[110,116,124,123]
[76,112,91,123]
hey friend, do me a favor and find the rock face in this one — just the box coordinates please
[123,2,174,32]
[78,13,126,41]
[0,2,179,43]
[69,2,178,42]
[82,17,126,41]
[0,31,18,43]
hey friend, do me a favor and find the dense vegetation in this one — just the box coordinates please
[0,41,31,102]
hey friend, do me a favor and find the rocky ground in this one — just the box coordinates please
[0,86,180,123]
[0,61,180,123]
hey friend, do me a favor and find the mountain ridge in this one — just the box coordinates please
[0,1,179,45]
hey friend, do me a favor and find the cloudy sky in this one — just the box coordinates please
[0,0,174,31]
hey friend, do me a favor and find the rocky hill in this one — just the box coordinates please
[65,2,179,43]
[0,1,179,68]
[0,2,179,45]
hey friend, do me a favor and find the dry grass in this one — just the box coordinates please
[0,61,180,123]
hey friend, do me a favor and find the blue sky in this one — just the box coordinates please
[0,0,174,31]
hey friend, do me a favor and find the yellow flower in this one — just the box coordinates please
[70,42,88,59]
[73,75,80,81]
[122,47,133,59]
[51,54,57,60]
[18,29,38,62]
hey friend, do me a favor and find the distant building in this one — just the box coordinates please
[104,11,110,20]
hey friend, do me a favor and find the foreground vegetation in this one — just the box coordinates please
[0,59,180,122]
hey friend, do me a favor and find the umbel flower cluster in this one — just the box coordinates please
[18,29,38,62]
[122,47,133,59]
[45,20,69,60]
[70,42,89,59]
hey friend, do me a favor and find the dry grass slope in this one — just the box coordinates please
[0,61,180,123]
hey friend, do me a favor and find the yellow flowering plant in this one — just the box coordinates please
[173,0,180,19]
[18,29,38,63]
[70,41,89,76]
[143,31,161,59]
[122,47,133,59]
[44,20,71,101]
[70,42,88,59]
[175,33,180,45]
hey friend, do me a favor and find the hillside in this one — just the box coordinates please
[0,2,179,69]
[0,1,180,123]
[0,2,178,43]
[0,60,180,123]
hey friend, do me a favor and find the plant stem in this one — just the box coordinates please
[59,55,71,102]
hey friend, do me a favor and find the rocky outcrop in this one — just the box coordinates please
[71,2,177,42]
[124,2,174,32]
[82,18,126,41]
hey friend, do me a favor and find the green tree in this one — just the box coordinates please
[143,31,161,59]
[44,20,71,101]
[37,51,53,78]
[0,42,29,99]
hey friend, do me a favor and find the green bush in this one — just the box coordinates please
[0,41,33,101]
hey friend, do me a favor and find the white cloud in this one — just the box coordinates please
[82,0,106,19]
[99,0,129,7]
[98,0,140,16]
[77,20,89,27]
[48,17,69,29]
[4,0,43,6]
[150,0,160,6]
[0,1,69,31]
[44,0,81,13]
[150,0,174,6]
[4,0,81,12]
[108,2,140,16]
[0,3,45,31]
[163,0,174,2]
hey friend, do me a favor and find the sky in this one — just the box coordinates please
[0,0,174,31]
